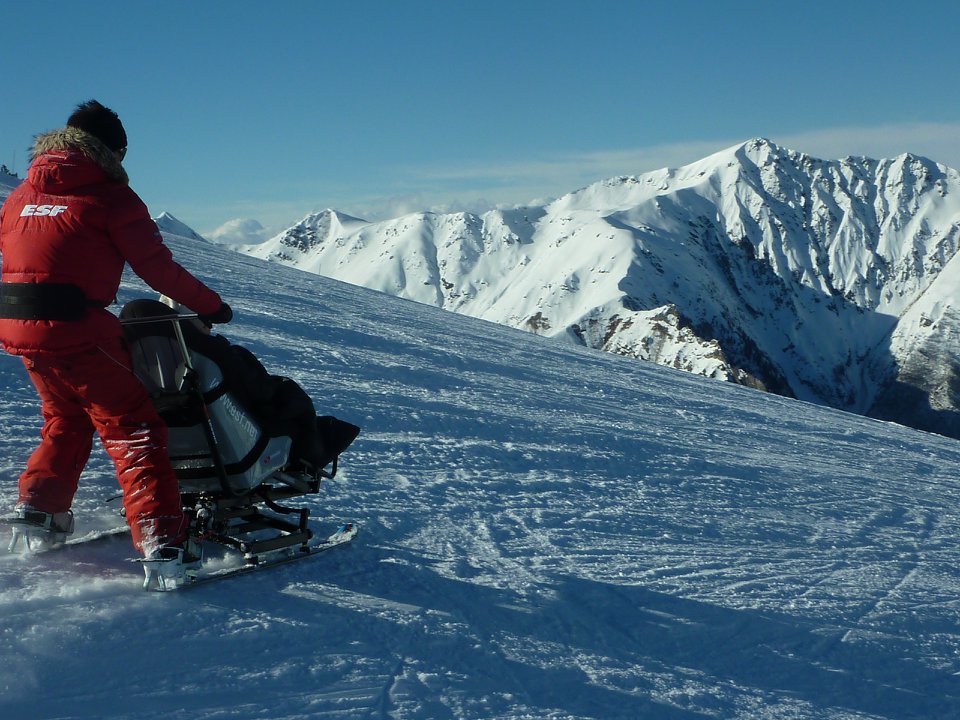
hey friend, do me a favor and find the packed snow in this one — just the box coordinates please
[2,233,960,719]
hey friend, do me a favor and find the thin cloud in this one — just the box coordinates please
[209,123,960,232]
[404,123,960,191]
[776,123,960,168]
[369,123,960,216]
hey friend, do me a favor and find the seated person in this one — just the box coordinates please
[120,299,360,475]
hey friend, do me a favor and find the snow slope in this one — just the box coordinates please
[2,232,960,719]
[0,168,19,201]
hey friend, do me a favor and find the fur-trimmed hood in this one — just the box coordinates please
[31,126,128,185]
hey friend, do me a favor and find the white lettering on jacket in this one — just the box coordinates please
[20,204,69,217]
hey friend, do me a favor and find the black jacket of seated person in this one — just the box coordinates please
[120,299,360,472]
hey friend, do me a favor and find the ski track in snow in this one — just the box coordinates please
[1,236,960,719]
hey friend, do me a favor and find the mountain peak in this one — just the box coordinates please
[154,212,206,242]
[302,208,367,224]
[731,137,801,165]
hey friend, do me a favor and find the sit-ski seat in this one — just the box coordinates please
[122,306,292,495]
[120,299,322,558]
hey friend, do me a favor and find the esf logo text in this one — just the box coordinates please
[20,204,69,217]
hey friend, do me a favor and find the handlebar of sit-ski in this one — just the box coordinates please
[117,313,199,372]
[117,313,200,326]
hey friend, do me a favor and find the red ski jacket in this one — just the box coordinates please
[0,127,222,354]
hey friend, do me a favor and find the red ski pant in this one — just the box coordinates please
[18,337,185,554]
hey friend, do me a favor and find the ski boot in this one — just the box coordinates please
[7,504,75,553]
[139,537,203,591]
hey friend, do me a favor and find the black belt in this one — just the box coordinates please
[0,283,101,321]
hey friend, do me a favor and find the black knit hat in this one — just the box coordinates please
[66,99,127,152]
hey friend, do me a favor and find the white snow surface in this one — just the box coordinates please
[2,233,960,719]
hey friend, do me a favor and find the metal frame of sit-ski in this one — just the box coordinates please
[120,311,337,564]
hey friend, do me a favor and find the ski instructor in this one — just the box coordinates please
[0,99,232,559]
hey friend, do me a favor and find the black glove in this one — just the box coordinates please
[199,302,233,327]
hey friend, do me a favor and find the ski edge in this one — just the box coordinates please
[154,522,359,592]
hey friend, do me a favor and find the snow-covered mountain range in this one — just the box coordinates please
[242,139,960,439]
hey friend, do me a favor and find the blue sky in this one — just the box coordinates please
[3,1,960,237]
